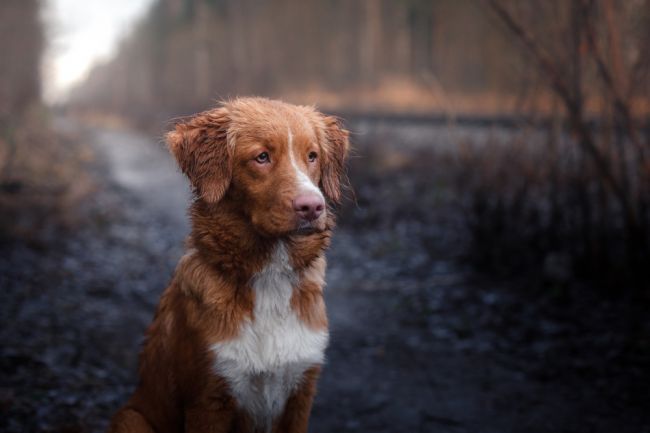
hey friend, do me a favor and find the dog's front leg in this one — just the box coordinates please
[108,407,156,433]
[275,366,321,433]
[184,393,238,433]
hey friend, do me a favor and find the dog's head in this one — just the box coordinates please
[167,98,349,237]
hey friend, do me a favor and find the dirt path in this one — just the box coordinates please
[1,118,648,433]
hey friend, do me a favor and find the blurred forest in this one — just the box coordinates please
[0,0,43,183]
[69,0,650,284]
[0,0,89,245]
[2,0,650,432]
[0,0,42,121]
[0,0,45,227]
[69,0,530,119]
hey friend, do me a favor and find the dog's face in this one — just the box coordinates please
[167,98,349,237]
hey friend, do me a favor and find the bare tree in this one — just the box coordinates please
[482,0,650,269]
[0,0,43,181]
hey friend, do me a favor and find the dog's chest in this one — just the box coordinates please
[210,243,328,428]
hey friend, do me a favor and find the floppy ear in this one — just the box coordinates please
[166,107,232,203]
[320,116,350,204]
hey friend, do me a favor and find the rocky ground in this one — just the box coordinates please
[1,117,648,432]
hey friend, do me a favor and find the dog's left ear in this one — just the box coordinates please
[320,116,350,204]
[166,107,232,204]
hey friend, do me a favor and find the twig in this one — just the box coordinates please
[482,0,638,229]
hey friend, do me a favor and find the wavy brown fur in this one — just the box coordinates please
[109,98,349,433]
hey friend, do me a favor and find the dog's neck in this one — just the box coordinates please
[188,198,332,284]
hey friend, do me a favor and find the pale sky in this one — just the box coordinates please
[44,0,155,103]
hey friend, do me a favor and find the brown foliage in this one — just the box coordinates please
[0,0,42,120]
[460,0,650,285]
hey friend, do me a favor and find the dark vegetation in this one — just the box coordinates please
[0,0,42,119]
[461,0,650,286]
[1,0,43,191]
[0,0,93,246]
[1,0,649,432]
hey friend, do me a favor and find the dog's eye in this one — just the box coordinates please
[308,151,318,162]
[255,152,270,164]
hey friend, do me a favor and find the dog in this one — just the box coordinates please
[109,97,349,433]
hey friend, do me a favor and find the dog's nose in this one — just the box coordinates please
[293,193,325,221]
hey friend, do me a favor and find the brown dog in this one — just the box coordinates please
[109,98,349,433]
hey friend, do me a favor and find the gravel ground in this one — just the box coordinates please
[1,117,648,433]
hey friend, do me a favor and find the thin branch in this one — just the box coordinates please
[483,0,575,111]
[483,0,636,227]
[581,0,645,152]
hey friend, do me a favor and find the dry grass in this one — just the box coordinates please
[0,107,96,244]
[452,129,650,288]
[280,77,650,118]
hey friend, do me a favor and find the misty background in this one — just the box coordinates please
[1,1,649,432]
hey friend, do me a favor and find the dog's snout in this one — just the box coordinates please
[293,194,325,221]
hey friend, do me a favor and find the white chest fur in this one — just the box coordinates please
[210,242,328,429]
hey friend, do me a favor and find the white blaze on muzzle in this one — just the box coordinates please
[287,128,324,199]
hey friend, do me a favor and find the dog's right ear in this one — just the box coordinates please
[166,107,232,204]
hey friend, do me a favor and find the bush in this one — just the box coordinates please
[454,124,650,288]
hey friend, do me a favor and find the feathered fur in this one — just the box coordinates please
[109,98,349,433]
